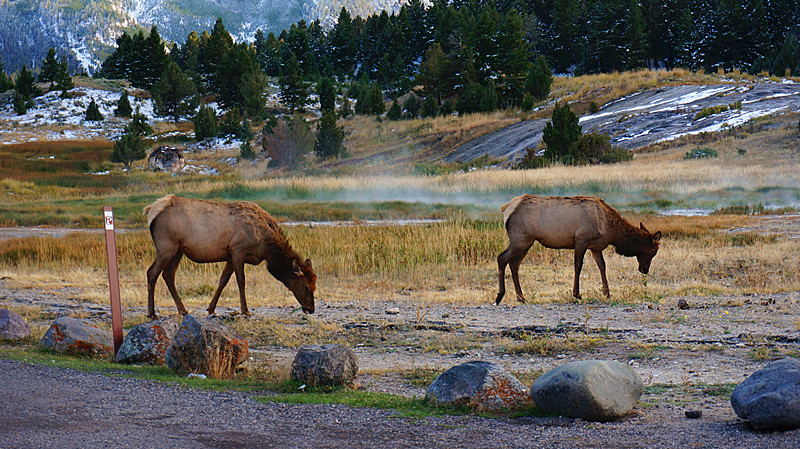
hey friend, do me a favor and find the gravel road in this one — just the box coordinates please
[2,358,799,449]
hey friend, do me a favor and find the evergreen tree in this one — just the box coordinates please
[152,61,199,121]
[316,77,336,113]
[279,53,311,112]
[217,43,261,113]
[115,91,133,118]
[14,65,39,100]
[416,43,448,103]
[526,56,553,101]
[421,96,438,118]
[329,8,358,74]
[0,58,13,92]
[193,104,219,141]
[141,26,168,89]
[339,96,353,118]
[386,99,402,120]
[85,99,104,122]
[39,47,60,87]
[239,70,268,119]
[496,9,531,105]
[403,95,421,119]
[111,132,147,172]
[55,55,73,98]
[772,35,800,76]
[126,112,154,137]
[314,110,346,159]
[542,102,582,161]
[548,0,583,73]
[13,92,28,115]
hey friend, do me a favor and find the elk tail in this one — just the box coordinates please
[144,194,176,228]
[500,195,525,225]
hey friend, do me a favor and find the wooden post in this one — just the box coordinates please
[103,207,123,354]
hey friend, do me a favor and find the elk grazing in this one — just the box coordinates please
[496,195,661,304]
[144,195,316,319]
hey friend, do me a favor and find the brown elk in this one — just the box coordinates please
[144,195,316,319]
[496,195,661,304]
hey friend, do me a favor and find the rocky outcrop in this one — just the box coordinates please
[148,146,185,173]
[731,358,800,431]
[291,344,358,387]
[40,316,114,357]
[115,317,179,365]
[0,309,31,340]
[166,315,248,379]
[426,361,532,413]
[531,360,643,421]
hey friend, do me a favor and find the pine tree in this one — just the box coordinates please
[0,58,13,92]
[526,56,553,101]
[329,8,358,74]
[339,96,353,118]
[239,70,268,119]
[115,91,133,118]
[85,99,104,122]
[193,104,219,141]
[417,43,448,103]
[55,55,73,98]
[152,61,199,122]
[39,47,60,87]
[111,132,147,172]
[386,99,402,120]
[14,65,39,100]
[421,96,438,118]
[279,53,310,112]
[403,95,421,119]
[142,26,168,89]
[316,77,336,113]
[496,9,531,105]
[126,112,154,137]
[542,102,582,161]
[314,110,346,159]
[203,18,234,92]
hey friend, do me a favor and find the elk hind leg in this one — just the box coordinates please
[146,248,178,319]
[231,256,251,316]
[572,245,588,299]
[161,252,188,315]
[207,261,234,316]
[497,240,533,304]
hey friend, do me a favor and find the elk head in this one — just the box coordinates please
[636,223,662,275]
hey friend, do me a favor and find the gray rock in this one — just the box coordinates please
[291,344,358,387]
[115,317,179,365]
[166,315,248,379]
[531,360,643,421]
[0,309,31,340]
[40,316,113,357]
[426,361,532,413]
[731,358,800,431]
[148,146,185,173]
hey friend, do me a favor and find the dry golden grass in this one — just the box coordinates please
[1,213,798,319]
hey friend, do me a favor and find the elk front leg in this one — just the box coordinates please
[207,260,234,316]
[232,256,251,316]
[572,245,588,299]
[591,249,610,298]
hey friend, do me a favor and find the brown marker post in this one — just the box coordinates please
[103,206,123,354]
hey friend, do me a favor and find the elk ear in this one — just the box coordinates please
[305,258,313,269]
[653,231,662,242]
[292,259,302,275]
[640,222,649,232]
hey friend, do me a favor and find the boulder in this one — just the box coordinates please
[115,317,180,365]
[40,316,114,357]
[531,360,643,421]
[426,361,532,413]
[148,146,185,173]
[731,358,800,431]
[0,309,31,340]
[166,315,248,379]
[291,344,358,387]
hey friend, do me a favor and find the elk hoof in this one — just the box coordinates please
[495,293,505,305]
[516,296,526,304]
[147,313,158,320]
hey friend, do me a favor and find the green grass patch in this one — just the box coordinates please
[697,383,737,398]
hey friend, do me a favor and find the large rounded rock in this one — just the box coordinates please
[731,358,800,431]
[426,361,532,413]
[116,317,179,365]
[166,315,248,379]
[531,360,643,421]
[0,309,31,340]
[40,316,114,357]
[291,344,358,387]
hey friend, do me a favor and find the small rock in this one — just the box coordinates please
[685,410,703,419]
[385,307,400,315]
[0,309,31,340]
[291,344,358,387]
[40,316,113,357]
[677,299,690,310]
[731,358,800,431]
[426,361,532,413]
[531,360,643,422]
[166,315,248,379]
[115,317,179,365]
